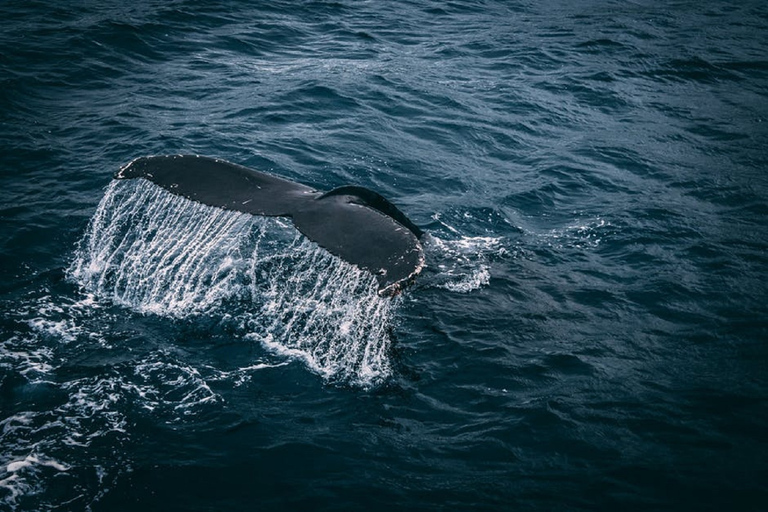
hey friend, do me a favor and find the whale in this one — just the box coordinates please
[115,155,425,296]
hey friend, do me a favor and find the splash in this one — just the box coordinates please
[421,234,506,293]
[68,180,254,317]
[243,236,399,385]
[68,179,398,387]
[421,211,511,293]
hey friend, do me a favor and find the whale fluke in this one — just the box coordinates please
[115,155,424,295]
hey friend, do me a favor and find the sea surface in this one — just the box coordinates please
[1,1,767,510]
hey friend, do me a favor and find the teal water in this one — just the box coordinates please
[1,1,767,510]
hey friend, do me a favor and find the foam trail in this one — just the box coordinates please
[68,179,397,386]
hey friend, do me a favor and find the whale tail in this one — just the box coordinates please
[115,155,424,295]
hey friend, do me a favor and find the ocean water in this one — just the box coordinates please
[1,1,767,510]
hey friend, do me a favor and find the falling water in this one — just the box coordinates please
[68,179,399,387]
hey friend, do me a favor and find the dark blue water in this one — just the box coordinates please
[2,1,767,510]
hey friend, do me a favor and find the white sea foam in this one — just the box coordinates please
[205,361,291,387]
[537,217,611,250]
[0,452,69,506]
[6,455,69,474]
[0,336,55,378]
[130,353,222,415]
[0,373,128,510]
[421,234,505,293]
[0,342,252,509]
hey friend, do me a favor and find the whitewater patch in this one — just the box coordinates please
[0,297,286,511]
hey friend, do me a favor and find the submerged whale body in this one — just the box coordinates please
[115,155,425,296]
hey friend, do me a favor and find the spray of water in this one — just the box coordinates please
[68,179,398,387]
